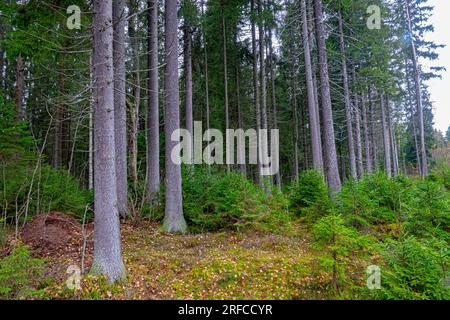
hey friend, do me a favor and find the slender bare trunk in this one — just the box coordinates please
[164,0,187,233]
[15,54,24,121]
[361,92,372,173]
[338,11,356,180]
[236,63,247,176]
[352,69,364,178]
[251,0,263,187]
[222,14,230,173]
[380,92,391,178]
[313,0,341,193]
[201,0,210,174]
[258,0,270,192]
[302,0,322,172]
[91,0,125,282]
[386,101,398,176]
[129,0,140,189]
[89,53,94,190]
[184,25,193,165]
[405,0,428,176]
[267,25,281,190]
[147,0,160,201]
[113,0,128,217]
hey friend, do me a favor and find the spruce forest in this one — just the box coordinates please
[0,0,449,301]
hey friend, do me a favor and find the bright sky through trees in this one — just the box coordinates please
[423,0,450,133]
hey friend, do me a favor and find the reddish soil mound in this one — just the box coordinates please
[21,212,93,258]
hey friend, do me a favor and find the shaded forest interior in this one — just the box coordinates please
[0,0,449,300]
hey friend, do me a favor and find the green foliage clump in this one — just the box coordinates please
[288,170,330,221]
[429,161,450,191]
[0,245,47,299]
[312,213,372,292]
[338,172,414,228]
[370,236,449,300]
[0,98,91,223]
[0,162,92,223]
[182,168,291,233]
[403,179,450,241]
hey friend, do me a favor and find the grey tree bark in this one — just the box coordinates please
[89,52,94,190]
[307,0,323,162]
[313,0,341,194]
[251,0,263,187]
[53,55,65,169]
[15,54,24,121]
[338,11,357,180]
[236,62,247,177]
[201,0,210,174]
[258,0,270,192]
[369,86,378,170]
[91,0,125,283]
[301,0,323,172]
[147,0,160,201]
[380,92,392,178]
[129,0,140,189]
[184,25,193,165]
[113,0,128,217]
[361,92,372,173]
[164,0,187,233]
[352,69,364,178]
[267,24,281,190]
[405,0,428,176]
[222,14,230,173]
[386,100,399,176]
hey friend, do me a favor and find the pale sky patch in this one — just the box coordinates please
[422,0,450,133]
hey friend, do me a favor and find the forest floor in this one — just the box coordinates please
[5,213,368,300]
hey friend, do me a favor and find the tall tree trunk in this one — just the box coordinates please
[222,13,230,173]
[184,25,193,165]
[258,0,270,191]
[380,92,392,178]
[369,86,378,170]
[338,11,357,180]
[164,0,187,233]
[15,54,24,121]
[352,69,364,178]
[91,0,125,282]
[387,101,399,176]
[405,0,428,176]
[129,0,140,189]
[53,55,65,169]
[361,92,372,173]
[147,0,160,201]
[251,0,263,187]
[113,0,128,217]
[0,19,4,91]
[301,0,323,172]
[236,63,247,177]
[405,61,421,176]
[307,0,323,162]
[292,89,300,182]
[313,0,341,194]
[267,24,281,190]
[88,52,94,190]
[201,0,210,174]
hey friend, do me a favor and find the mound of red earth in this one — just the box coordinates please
[21,212,93,258]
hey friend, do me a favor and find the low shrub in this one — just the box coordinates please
[182,168,291,233]
[287,170,330,221]
[312,213,372,292]
[0,245,47,299]
[338,173,414,228]
[369,236,449,300]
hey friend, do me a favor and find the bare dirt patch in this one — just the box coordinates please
[21,212,93,261]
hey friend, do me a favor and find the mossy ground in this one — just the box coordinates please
[40,220,370,300]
